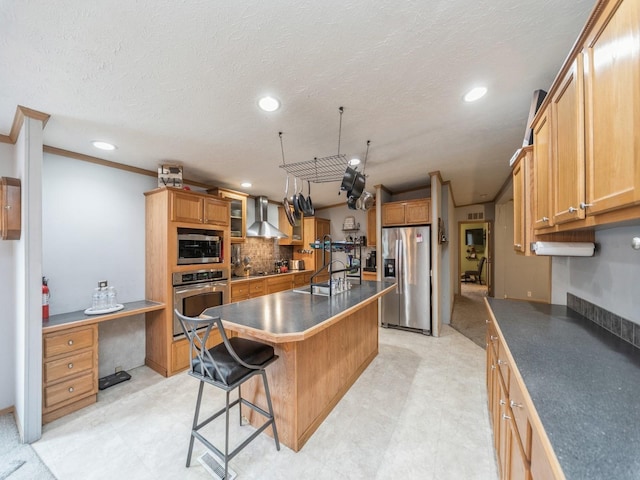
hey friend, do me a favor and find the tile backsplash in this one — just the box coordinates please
[231,238,293,275]
[567,293,640,349]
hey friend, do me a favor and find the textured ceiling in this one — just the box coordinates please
[0,0,594,207]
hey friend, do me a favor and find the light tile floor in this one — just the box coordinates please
[33,325,498,480]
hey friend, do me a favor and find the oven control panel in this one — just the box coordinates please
[173,269,226,286]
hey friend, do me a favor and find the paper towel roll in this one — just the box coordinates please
[532,241,595,256]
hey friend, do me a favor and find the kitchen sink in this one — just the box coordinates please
[292,284,331,296]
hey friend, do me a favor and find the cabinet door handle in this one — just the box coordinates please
[67,339,74,346]
[510,400,522,409]
[568,206,577,213]
[514,243,522,248]
[68,387,74,393]
[67,363,74,369]
[539,216,549,222]
[485,319,490,324]
[490,335,498,341]
[502,413,512,421]
[498,359,507,366]
[499,399,506,406]
[580,202,593,209]
[491,365,496,370]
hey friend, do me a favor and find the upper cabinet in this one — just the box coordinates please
[583,0,640,216]
[367,204,377,247]
[529,0,640,234]
[552,56,586,225]
[171,190,229,226]
[278,206,304,246]
[382,198,431,226]
[512,148,531,254]
[207,187,247,242]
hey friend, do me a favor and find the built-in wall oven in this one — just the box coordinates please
[177,228,223,265]
[172,268,228,338]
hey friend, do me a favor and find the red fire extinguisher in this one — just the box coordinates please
[42,277,50,321]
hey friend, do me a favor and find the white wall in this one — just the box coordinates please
[42,153,157,376]
[0,142,16,411]
[552,225,640,323]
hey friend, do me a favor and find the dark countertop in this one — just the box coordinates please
[486,298,640,480]
[43,300,165,333]
[204,280,395,343]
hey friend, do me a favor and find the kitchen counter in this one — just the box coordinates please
[486,298,640,480]
[203,280,395,451]
[205,280,395,343]
[230,269,313,282]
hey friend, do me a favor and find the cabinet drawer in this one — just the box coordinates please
[44,371,95,409]
[44,326,95,358]
[231,282,250,298]
[266,276,293,294]
[249,279,265,296]
[44,350,94,384]
[509,375,531,457]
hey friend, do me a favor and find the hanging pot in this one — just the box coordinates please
[302,181,314,216]
[356,195,364,210]
[350,172,366,199]
[347,193,357,210]
[292,177,302,220]
[340,167,357,192]
[360,191,374,210]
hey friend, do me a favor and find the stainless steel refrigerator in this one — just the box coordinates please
[381,225,431,334]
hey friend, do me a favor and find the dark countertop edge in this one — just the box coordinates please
[43,300,165,333]
[215,282,396,344]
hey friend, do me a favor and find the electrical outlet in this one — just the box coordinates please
[527,291,532,297]
[99,280,108,288]
[115,366,122,373]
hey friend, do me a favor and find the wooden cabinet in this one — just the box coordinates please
[532,106,554,230]
[293,271,312,287]
[208,188,247,242]
[583,0,640,216]
[266,275,294,294]
[145,187,231,377]
[294,217,331,283]
[552,56,586,225]
[171,327,223,372]
[230,278,267,303]
[382,198,430,226]
[42,324,98,424]
[362,271,377,281]
[171,190,229,226]
[278,206,304,246]
[512,148,534,254]
[0,177,21,240]
[367,204,377,247]
[485,314,564,479]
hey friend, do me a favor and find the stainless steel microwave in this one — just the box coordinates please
[177,228,223,265]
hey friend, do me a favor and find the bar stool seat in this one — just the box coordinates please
[175,310,280,479]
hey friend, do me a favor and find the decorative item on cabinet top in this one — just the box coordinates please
[158,164,183,188]
[1,177,21,240]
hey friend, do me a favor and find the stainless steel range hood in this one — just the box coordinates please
[246,196,288,239]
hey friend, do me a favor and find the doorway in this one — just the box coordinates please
[458,221,491,299]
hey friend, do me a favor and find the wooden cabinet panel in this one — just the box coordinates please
[44,350,94,384]
[266,275,293,294]
[231,282,250,302]
[367,205,376,247]
[0,177,21,240]
[532,106,554,230]
[513,157,526,253]
[509,372,531,457]
[203,197,229,226]
[278,206,303,245]
[208,188,245,240]
[530,423,559,480]
[44,371,94,409]
[44,326,95,358]
[171,329,224,373]
[171,191,203,223]
[507,415,530,480]
[583,0,640,216]
[249,278,266,296]
[294,217,331,283]
[552,56,586,225]
[382,199,430,226]
[382,202,406,226]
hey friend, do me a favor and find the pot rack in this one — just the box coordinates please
[277,107,370,184]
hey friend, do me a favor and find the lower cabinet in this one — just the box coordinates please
[42,324,98,424]
[171,327,225,372]
[485,316,564,480]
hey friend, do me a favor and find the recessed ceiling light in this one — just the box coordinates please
[92,141,116,151]
[348,158,361,166]
[464,87,487,102]
[258,96,280,112]
[241,182,252,188]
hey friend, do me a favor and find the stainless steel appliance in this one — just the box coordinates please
[291,259,305,270]
[177,228,223,265]
[172,268,228,337]
[365,249,376,270]
[381,226,431,334]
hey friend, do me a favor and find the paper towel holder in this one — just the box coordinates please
[530,241,597,257]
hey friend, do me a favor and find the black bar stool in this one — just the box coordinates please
[175,310,280,479]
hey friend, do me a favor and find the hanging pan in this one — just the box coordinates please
[304,181,315,216]
[282,176,296,227]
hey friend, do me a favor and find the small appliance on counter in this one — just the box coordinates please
[291,259,305,271]
[364,250,376,272]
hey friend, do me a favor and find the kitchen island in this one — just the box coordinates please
[203,280,396,451]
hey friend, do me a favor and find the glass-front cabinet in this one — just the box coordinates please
[207,187,247,243]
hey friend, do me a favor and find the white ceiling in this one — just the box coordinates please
[0,0,594,207]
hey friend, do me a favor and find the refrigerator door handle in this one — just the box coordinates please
[397,239,403,294]
[394,239,400,293]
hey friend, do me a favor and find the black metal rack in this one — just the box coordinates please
[309,234,362,296]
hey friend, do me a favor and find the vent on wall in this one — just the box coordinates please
[467,212,484,220]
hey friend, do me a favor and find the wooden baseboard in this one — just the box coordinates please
[42,394,96,424]
[0,405,15,416]
[145,357,168,377]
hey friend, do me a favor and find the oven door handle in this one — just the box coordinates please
[174,282,227,296]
